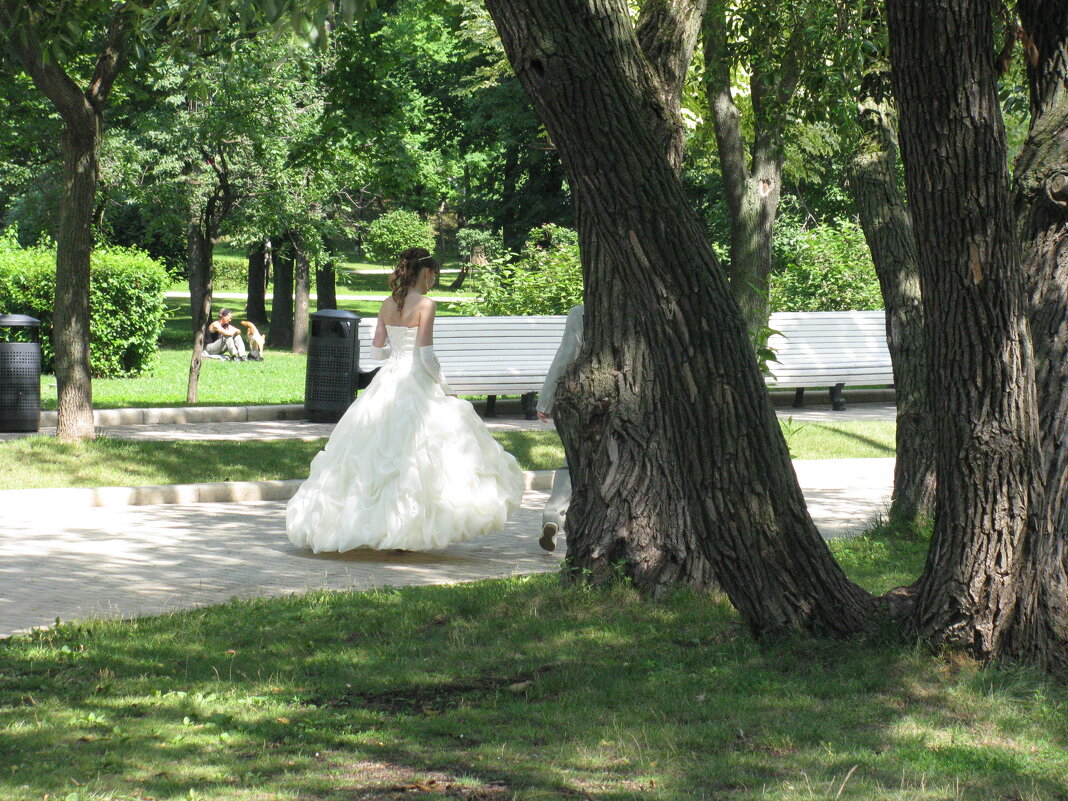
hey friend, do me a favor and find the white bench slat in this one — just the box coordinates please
[353,311,893,399]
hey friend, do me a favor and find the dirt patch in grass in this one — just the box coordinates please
[341,758,512,799]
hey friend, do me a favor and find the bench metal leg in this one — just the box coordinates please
[793,388,805,408]
[521,392,538,420]
[830,383,846,411]
[484,394,497,417]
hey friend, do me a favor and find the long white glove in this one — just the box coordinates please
[418,345,452,394]
[369,344,391,360]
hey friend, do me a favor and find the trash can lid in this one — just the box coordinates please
[0,314,41,327]
[310,309,361,321]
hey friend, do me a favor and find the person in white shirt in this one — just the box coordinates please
[536,303,584,551]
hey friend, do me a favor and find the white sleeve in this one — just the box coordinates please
[369,344,391,360]
[537,304,584,414]
[418,345,452,394]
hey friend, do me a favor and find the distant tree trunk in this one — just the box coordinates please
[315,260,337,311]
[486,0,875,636]
[448,262,470,290]
[292,234,311,354]
[246,241,270,326]
[268,240,294,349]
[888,0,1042,657]
[1009,0,1068,671]
[186,224,213,404]
[702,0,799,339]
[7,18,127,440]
[847,63,935,526]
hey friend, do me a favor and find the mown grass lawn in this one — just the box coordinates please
[1,538,1065,801]
[0,430,566,490]
[0,424,892,491]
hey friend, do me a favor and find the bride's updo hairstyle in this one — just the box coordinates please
[389,247,439,311]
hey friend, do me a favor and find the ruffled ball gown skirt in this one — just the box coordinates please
[286,325,525,552]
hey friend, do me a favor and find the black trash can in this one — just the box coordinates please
[305,309,362,423]
[0,314,42,433]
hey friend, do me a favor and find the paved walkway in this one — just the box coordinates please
[0,404,896,637]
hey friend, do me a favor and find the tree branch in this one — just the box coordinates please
[702,0,747,213]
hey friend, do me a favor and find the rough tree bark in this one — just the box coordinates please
[268,239,294,350]
[292,233,311,354]
[315,260,337,311]
[702,1,800,339]
[847,58,935,526]
[486,0,875,636]
[1009,0,1068,671]
[246,241,270,325]
[887,0,1042,658]
[6,17,127,440]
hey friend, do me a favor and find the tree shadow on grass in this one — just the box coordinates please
[1,567,1066,801]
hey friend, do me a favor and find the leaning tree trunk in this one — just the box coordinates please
[1009,0,1068,671]
[268,240,294,349]
[486,0,875,636]
[186,223,213,405]
[887,0,1042,658]
[246,241,270,326]
[292,235,310,354]
[848,84,935,526]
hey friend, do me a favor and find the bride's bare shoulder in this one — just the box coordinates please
[379,297,398,321]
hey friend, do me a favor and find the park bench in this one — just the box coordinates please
[357,315,568,418]
[765,310,893,410]
[356,310,893,415]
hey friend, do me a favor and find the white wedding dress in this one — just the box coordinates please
[286,324,525,552]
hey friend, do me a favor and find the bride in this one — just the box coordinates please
[286,247,525,552]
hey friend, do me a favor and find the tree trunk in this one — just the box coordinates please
[52,113,98,440]
[887,0,1042,658]
[486,0,875,636]
[847,79,935,526]
[186,224,213,405]
[268,240,294,349]
[292,235,311,354]
[246,241,270,326]
[315,260,337,311]
[702,1,797,340]
[1009,0,1068,671]
[8,23,127,440]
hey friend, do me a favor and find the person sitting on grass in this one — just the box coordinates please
[204,308,248,361]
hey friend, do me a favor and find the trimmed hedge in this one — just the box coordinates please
[0,231,168,377]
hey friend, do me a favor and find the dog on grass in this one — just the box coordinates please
[241,320,266,361]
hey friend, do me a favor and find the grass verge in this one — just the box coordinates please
[1,533,1065,800]
[0,431,567,490]
[1,422,896,491]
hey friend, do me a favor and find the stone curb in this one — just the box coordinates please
[38,404,307,428]
[0,470,554,510]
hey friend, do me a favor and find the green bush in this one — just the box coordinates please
[0,230,169,377]
[474,225,584,316]
[363,209,435,263]
[770,220,883,312]
[455,227,503,262]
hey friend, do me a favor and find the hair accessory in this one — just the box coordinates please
[418,255,433,263]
